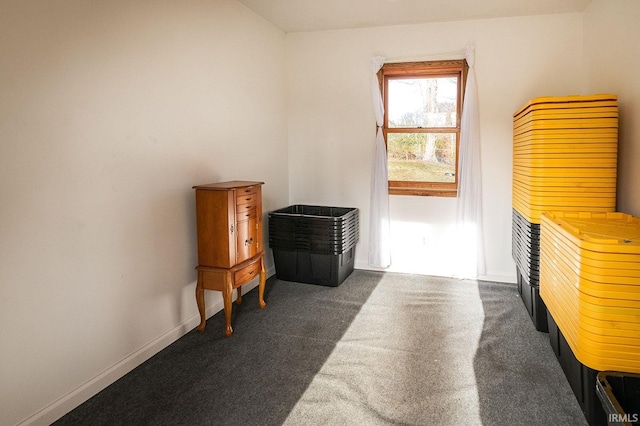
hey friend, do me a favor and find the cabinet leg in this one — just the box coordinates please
[196,273,206,332]
[236,287,242,305]
[259,255,267,309]
[222,277,234,337]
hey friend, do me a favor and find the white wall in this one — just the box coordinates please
[6,2,640,424]
[583,0,640,217]
[286,13,585,282]
[0,1,287,424]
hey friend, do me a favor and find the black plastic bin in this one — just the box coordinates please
[512,209,541,287]
[547,311,607,426]
[516,267,548,333]
[269,205,359,287]
[597,371,640,425]
[512,209,548,332]
[272,246,355,287]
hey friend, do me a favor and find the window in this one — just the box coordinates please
[380,60,468,197]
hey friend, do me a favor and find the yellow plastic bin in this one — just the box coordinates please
[540,211,640,373]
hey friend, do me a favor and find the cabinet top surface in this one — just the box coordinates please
[193,181,264,190]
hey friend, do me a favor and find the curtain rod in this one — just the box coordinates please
[382,48,468,64]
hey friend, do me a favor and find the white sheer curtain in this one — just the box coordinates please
[455,45,486,278]
[368,56,391,268]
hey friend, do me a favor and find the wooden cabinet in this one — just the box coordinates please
[193,181,266,336]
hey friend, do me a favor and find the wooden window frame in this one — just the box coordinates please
[380,60,468,197]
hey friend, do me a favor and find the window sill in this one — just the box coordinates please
[389,187,457,197]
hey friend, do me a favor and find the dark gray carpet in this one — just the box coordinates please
[54,270,587,425]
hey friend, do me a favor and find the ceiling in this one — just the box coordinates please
[237,0,592,33]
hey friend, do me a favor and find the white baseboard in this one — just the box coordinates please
[19,267,275,426]
[477,273,517,284]
[354,262,517,284]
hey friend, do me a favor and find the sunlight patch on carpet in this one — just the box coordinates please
[283,273,485,425]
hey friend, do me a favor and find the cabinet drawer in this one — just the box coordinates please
[236,192,258,206]
[236,206,257,222]
[236,201,256,214]
[237,186,258,200]
[235,260,261,286]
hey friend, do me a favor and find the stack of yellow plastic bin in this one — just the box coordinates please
[540,211,640,374]
[511,94,619,332]
[513,94,619,223]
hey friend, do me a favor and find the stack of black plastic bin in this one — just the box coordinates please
[511,209,547,331]
[269,205,359,287]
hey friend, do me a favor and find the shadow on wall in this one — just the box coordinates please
[473,281,588,426]
[53,271,383,425]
